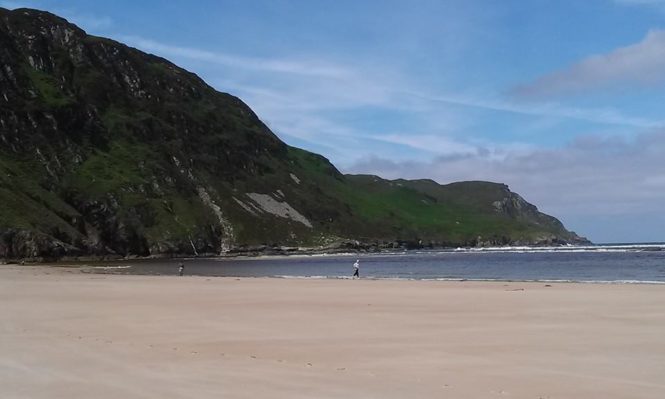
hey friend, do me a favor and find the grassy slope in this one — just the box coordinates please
[284,149,568,245]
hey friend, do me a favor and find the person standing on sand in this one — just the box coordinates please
[353,259,360,278]
[178,262,184,276]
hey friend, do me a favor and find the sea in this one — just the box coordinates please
[96,243,665,284]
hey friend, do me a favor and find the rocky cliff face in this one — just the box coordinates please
[0,8,588,260]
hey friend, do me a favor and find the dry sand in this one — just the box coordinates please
[2,265,665,399]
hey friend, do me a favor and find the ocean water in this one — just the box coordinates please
[104,243,665,284]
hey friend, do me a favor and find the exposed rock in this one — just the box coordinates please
[197,187,234,253]
[246,193,313,228]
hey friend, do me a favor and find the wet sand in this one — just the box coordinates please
[2,265,665,398]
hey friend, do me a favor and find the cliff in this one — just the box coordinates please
[0,8,588,260]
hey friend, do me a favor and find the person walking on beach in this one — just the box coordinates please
[352,259,360,278]
[178,262,184,276]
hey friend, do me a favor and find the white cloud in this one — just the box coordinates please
[513,29,665,97]
[368,134,480,157]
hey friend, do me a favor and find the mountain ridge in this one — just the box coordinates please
[0,7,589,261]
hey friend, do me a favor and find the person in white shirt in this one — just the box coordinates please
[353,259,360,278]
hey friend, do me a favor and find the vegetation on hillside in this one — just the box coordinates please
[0,7,588,260]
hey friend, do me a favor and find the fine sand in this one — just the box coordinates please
[2,265,665,398]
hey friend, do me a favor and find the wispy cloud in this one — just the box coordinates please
[408,91,665,128]
[121,36,351,79]
[513,29,665,98]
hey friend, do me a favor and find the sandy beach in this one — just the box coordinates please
[2,265,665,398]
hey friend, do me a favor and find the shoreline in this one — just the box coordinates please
[6,261,665,285]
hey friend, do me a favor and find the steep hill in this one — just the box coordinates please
[0,8,588,260]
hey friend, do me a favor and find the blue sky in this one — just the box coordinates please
[3,0,665,242]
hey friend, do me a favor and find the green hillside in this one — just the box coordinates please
[0,8,588,260]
